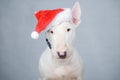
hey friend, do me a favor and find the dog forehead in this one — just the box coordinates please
[53,22,72,31]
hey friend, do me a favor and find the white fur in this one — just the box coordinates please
[38,2,83,80]
[39,47,83,80]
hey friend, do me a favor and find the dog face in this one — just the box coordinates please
[46,22,75,59]
[45,2,81,59]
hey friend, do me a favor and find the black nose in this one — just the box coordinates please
[57,51,67,59]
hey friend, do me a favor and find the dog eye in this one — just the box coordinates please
[67,28,71,32]
[50,30,53,34]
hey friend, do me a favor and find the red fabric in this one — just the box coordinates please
[35,8,64,33]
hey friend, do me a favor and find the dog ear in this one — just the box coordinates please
[72,2,81,26]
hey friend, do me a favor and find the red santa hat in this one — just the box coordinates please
[31,8,72,39]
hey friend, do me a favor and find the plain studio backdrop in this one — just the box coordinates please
[0,0,120,80]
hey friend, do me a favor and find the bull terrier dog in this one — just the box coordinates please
[38,2,83,80]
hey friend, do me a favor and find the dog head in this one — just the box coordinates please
[45,2,81,60]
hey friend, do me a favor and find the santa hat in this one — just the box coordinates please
[31,8,72,39]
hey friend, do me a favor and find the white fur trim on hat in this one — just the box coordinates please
[31,31,39,39]
[47,8,72,29]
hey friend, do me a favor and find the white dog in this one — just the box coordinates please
[39,2,83,80]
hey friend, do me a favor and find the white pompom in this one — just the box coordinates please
[31,31,39,39]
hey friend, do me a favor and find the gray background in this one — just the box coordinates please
[0,0,120,80]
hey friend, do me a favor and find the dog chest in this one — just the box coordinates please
[43,65,79,80]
